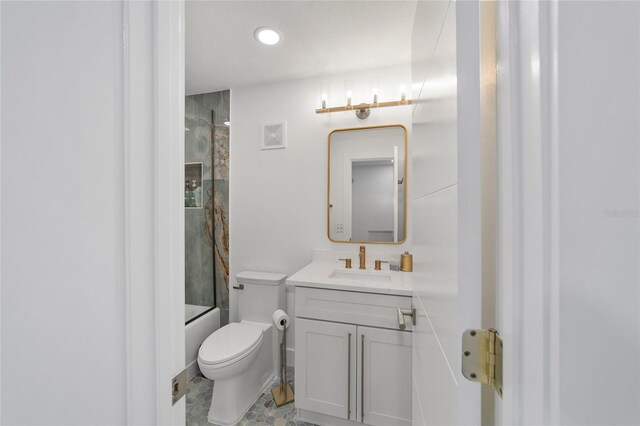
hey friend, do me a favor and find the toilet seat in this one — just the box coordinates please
[198,322,263,366]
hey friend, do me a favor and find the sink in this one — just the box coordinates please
[329,269,391,283]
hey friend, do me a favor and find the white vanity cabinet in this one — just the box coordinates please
[357,326,412,426]
[294,287,412,426]
[295,318,357,420]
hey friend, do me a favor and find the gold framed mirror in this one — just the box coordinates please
[327,124,408,244]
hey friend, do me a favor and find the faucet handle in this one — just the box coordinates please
[339,258,352,269]
[374,260,390,271]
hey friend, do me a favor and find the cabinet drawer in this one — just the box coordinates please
[295,287,413,331]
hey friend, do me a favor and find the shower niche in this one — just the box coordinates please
[185,163,203,208]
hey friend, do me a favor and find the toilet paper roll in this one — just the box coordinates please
[272,309,290,331]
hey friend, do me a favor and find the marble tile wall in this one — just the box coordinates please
[185,90,230,325]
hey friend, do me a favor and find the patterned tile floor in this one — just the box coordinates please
[186,367,316,426]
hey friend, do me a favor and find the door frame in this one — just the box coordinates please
[154,1,186,424]
[495,0,560,424]
[458,0,559,423]
[125,0,186,424]
[137,0,563,424]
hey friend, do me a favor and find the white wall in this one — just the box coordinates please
[229,65,412,355]
[1,2,176,424]
[555,2,640,423]
[410,1,460,425]
[1,2,128,424]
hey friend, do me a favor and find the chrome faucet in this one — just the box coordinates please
[359,245,366,270]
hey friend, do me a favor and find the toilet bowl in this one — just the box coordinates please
[198,321,273,425]
[197,271,287,425]
[198,322,264,381]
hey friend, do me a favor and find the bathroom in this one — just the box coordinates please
[183,2,422,425]
[4,1,640,426]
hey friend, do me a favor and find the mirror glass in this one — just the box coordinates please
[328,125,407,243]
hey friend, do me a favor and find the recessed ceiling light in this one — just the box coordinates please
[255,27,281,46]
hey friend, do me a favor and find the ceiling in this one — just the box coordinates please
[185,1,417,95]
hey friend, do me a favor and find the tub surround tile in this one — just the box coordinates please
[190,90,230,126]
[185,97,215,308]
[213,178,230,313]
[213,125,229,180]
[219,308,229,329]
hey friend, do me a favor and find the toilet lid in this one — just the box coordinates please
[199,322,263,365]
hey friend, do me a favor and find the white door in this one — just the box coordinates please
[412,0,640,424]
[343,156,353,241]
[1,1,187,424]
[411,0,473,425]
[411,0,495,424]
[295,318,358,420]
[393,146,399,242]
[494,1,640,424]
[358,326,412,426]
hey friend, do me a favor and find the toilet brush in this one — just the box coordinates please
[271,322,294,407]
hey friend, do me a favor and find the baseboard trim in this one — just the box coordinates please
[297,409,366,426]
[186,360,200,380]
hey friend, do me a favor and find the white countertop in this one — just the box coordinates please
[287,260,413,296]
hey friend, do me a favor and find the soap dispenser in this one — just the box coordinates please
[400,251,413,272]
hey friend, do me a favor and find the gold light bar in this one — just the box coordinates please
[315,99,413,114]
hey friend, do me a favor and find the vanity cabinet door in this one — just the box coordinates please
[295,318,357,420]
[357,326,412,426]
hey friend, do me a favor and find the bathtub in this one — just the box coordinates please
[185,305,220,380]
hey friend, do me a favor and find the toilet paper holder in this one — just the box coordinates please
[271,311,294,407]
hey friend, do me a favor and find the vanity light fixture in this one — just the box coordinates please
[320,79,411,119]
[254,27,281,45]
[316,97,413,120]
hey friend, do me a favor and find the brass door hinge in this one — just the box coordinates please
[172,369,187,405]
[461,328,503,398]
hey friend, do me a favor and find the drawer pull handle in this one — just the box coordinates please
[397,305,416,330]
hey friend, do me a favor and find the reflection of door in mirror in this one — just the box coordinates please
[351,159,395,242]
[328,125,407,244]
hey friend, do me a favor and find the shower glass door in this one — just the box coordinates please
[184,90,230,326]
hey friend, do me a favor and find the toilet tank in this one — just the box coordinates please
[236,271,287,323]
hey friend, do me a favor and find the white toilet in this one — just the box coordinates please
[197,271,286,426]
